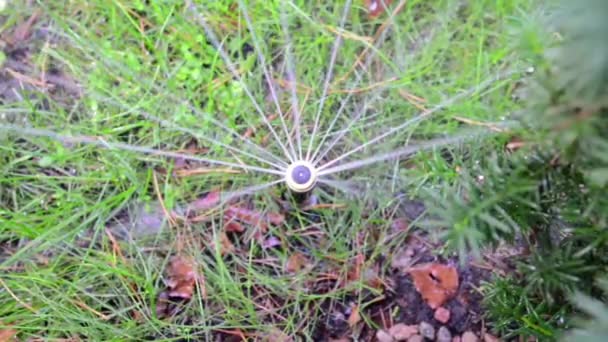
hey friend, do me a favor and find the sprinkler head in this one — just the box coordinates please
[285,160,318,193]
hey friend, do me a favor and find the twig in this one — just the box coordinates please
[71,299,110,320]
[0,278,37,313]
[452,116,507,133]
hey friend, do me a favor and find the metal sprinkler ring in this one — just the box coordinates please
[285,160,318,193]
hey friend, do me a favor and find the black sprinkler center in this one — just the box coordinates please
[291,165,312,185]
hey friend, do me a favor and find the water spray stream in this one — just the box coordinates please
[310,0,406,164]
[186,0,296,163]
[317,70,519,172]
[317,133,485,177]
[91,94,289,169]
[238,0,298,159]
[53,27,289,169]
[280,5,303,160]
[305,0,353,161]
[0,124,285,176]
[18,1,525,209]
[220,179,285,206]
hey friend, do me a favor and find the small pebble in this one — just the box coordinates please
[376,329,394,342]
[434,306,451,324]
[462,331,479,342]
[419,321,435,340]
[389,323,418,341]
[483,333,500,342]
[407,335,423,342]
[437,326,452,342]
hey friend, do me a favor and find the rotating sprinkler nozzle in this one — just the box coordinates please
[285,160,318,194]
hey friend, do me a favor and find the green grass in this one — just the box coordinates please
[1,0,538,340]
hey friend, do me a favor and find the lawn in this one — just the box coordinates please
[0,0,574,341]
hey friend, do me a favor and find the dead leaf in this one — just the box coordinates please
[185,191,221,214]
[165,256,198,299]
[505,137,526,153]
[156,256,204,319]
[346,253,365,283]
[347,304,361,327]
[0,324,17,342]
[364,0,394,18]
[217,232,235,255]
[224,206,285,230]
[409,263,459,309]
[12,10,40,43]
[285,253,308,273]
[224,220,245,233]
[362,264,384,289]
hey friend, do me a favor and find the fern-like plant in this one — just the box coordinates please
[423,0,608,338]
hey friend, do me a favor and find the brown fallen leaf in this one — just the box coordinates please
[364,0,394,18]
[224,206,285,230]
[12,10,41,43]
[285,252,309,273]
[0,324,17,342]
[505,136,526,153]
[347,304,361,327]
[216,232,236,255]
[165,256,198,299]
[362,264,385,289]
[346,253,365,283]
[156,255,203,319]
[224,219,245,233]
[184,191,221,214]
[409,263,459,309]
